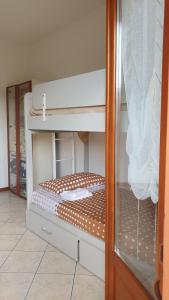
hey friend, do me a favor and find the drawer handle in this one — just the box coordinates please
[41,226,52,235]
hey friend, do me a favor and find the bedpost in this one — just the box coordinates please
[24,93,33,213]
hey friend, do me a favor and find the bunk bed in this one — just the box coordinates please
[24,69,106,280]
[26,69,105,132]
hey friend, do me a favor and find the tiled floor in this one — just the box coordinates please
[0,192,104,300]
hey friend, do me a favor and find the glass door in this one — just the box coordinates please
[106,0,168,299]
[114,0,165,297]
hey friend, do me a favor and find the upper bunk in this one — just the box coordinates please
[24,69,106,132]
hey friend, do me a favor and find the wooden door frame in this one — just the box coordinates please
[159,1,169,298]
[105,0,116,299]
[105,0,169,299]
[6,81,32,197]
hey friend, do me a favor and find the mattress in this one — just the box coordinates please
[57,188,105,240]
[31,185,105,240]
[31,188,63,214]
[30,105,105,116]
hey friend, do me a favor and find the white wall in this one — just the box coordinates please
[29,5,106,82]
[89,133,105,176]
[0,40,30,188]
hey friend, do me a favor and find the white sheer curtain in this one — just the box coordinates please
[122,0,164,203]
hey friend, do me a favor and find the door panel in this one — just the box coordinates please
[105,0,117,299]
[115,276,134,300]
[106,0,167,299]
[114,255,154,300]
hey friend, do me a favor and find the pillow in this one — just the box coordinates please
[39,172,105,194]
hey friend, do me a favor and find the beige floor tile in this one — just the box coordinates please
[0,192,11,201]
[0,251,10,267]
[11,202,26,207]
[7,215,26,223]
[46,244,58,252]
[38,251,76,274]
[0,201,7,207]
[0,222,26,235]
[0,251,43,273]
[0,235,22,251]
[9,204,24,210]
[26,274,73,300]
[0,198,9,205]
[8,204,26,211]
[0,206,10,213]
[0,273,34,300]
[71,275,104,300]
[7,211,26,222]
[0,210,25,223]
[76,263,93,276]
[8,208,26,216]
[9,204,26,210]
[15,231,47,252]
[0,213,10,222]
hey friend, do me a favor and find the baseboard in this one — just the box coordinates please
[0,187,9,192]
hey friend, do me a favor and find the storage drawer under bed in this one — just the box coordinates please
[27,209,78,260]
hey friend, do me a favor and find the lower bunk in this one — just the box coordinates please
[26,172,105,280]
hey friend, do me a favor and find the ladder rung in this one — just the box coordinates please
[56,158,73,162]
[55,137,73,141]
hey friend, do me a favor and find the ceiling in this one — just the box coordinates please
[0,0,105,45]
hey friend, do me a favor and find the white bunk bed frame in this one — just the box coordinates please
[25,69,105,280]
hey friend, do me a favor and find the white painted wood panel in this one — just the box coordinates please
[27,209,78,260]
[79,240,105,280]
[32,69,106,109]
[27,112,105,132]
